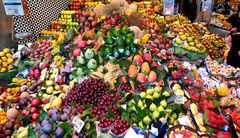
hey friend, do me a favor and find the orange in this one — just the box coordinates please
[3,48,10,53]
[1,57,7,62]
[7,58,14,64]
[13,87,21,93]
[2,62,8,68]
[6,54,12,58]
[6,95,13,100]
[0,68,6,72]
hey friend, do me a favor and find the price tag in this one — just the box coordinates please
[175,95,184,104]
[72,116,85,133]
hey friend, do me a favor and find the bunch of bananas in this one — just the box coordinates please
[90,62,120,88]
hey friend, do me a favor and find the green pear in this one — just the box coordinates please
[128,99,136,106]
[152,110,160,119]
[173,120,178,125]
[153,92,160,99]
[143,116,151,124]
[154,86,162,93]
[171,112,177,119]
[169,117,175,125]
[157,106,164,112]
[149,103,157,112]
[159,117,165,122]
[165,109,172,114]
[140,92,147,99]
[138,100,144,108]
[178,112,183,117]
[162,91,170,97]
[160,100,167,108]
[138,121,145,129]
[146,95,154,100]
[146,88,154,95]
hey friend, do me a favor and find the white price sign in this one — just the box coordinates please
[175,95,184,104]
[72,116,85,133]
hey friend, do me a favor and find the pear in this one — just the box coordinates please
[169,117,175,125]
[171,112,177,119]
[146,88,154,95]
[149,103,157,112]
[162,91,170,97]
[138,100,144,108]
[160,100,167,108]
[138,121,144,129]
[146,95,154,100]
[159,117,165,122]
[153,92,160,99]
[154,86,162,93]
[165,109,172,114]
[152,110,160,119]
[140,92,147,99]
[143,116,151,124]
[157,106,164,112]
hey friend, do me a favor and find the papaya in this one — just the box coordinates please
[128,64,138,78]
[141,62,150,74]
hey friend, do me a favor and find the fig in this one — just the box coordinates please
[5,129,12,136]
[52,114,60,123]
[55,127,64,138]
[61,113,68,121]
[42,123,52,133]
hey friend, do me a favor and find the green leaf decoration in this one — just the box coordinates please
[82,109,92,120]
[59,122,72,138]
[28,127,37,138]
[107,108,116,118]
[121,112,130,122]
[40,110,49,120]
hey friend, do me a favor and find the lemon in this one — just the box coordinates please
[1,68,6,72]
[7,58,14,64]
[6,53,12,58]
[2,62,8,68]
[3,48,10,53]
[0,52,5,57]
[1,57,7,62]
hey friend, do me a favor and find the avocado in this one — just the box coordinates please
[116,37,125,47]
[121,26,130,35]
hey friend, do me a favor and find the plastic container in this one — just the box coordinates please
[110,128,129,138]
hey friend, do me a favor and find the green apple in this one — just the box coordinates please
[146,88,154,95]
[157,106,164,112]
[150,103,157,112]
[146,95,154,100]
[153,92,160,99]
[154,86,162,93]
[160,100,167,108]
[140,92,147,99]
[162,91,170,97]
[159,117,165,122]
[152,110,160,119]
[138,100,144,108]
[143,116,151,124]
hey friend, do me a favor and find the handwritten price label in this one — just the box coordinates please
[175,95,184,104]
[72,116,85,133]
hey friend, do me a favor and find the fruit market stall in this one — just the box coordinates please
[0,0,240,138]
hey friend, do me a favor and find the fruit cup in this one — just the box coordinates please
[97,117,115,133]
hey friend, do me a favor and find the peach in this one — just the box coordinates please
[121,76,127,84]
[143,53,152,62]
[148,71,157,83]
[141,62,150,74]
[137,73,148,83]
[133,55,143,65]
[128,64,138,78]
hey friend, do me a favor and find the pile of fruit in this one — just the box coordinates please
[0,0,239,138]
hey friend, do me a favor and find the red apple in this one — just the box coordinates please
[73,48,81,57]
[30,107,38,113]
[31,98,41,107]
[32,113,39,121]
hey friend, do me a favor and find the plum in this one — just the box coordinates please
[5,129,12,136]
[52,114,61,123]
[63,106,72,115]
[55,127,64,138]
[41,119,50,126]
[60,113,68,121]
[40,133,49,138]
[42,123,52,133]
[71,108,78,115]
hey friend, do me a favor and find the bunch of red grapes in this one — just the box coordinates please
[64,79,109,105]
